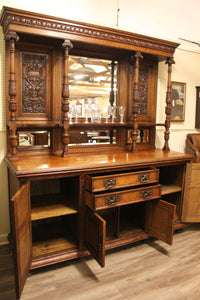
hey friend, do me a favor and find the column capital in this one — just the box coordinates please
[62,39,73,50]
[5,31,19,42]
[165,57,175,66]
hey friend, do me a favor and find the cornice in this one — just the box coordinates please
[0,6,179,57]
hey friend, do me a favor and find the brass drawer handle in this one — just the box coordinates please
[140,189,153,200]
[104,177,116,189]
[105,195,120,206]
[139,173,149,183]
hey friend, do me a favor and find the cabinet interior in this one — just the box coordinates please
[99,203,146,241]
[159,165,184,219]
[30,177,80,258]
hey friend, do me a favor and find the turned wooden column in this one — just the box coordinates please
[61,39,73,157]
[109,61,115,106]
[6,31,19,159]
[131,52,143,152]
[109,61,115,144]
[163,57,175,151]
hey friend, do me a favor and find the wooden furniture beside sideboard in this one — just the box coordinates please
[0,7,197,299]
[186,133,200,162]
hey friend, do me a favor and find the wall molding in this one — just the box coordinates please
[156,128,200,133]
[0,234,8,245]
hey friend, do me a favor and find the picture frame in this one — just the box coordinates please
[171,81,186,121]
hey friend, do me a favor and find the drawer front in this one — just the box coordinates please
[85,168,159,192]
[85,184,161,210]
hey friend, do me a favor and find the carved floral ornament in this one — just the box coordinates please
[0,9,177,56]
[22,53,46,113]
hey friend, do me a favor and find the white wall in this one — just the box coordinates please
[156,48,200,152]
[118,0,200,42]
[0,0,200,243]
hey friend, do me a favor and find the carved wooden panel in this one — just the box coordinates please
[14,43,55,121]
[129,60,157,124]
[132,67,149,116]
[138,68,148,115]
[22,53,47,113]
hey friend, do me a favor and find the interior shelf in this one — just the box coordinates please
[32,213,78,258]
[31,195,78,221]
[32,236,77,258]
[119,222,144,238]
[161,184,182,195]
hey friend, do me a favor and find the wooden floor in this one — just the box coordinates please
[1,224,200,300]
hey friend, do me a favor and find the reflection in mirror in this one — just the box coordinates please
[18,131,50,147]
[127,129,150,144]
[68,55,118,119]
[69,129,117,145]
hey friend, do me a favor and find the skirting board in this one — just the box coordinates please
[0,234,8,245]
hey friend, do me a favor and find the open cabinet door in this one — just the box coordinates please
[145,199,176,245]
[182,163,200,222]
[10,182,32,299]
[85,206,106,267]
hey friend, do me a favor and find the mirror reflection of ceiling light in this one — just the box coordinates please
[85,64,107,73]
[74,74,85,80]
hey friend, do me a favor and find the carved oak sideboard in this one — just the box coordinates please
[0,6,195,299]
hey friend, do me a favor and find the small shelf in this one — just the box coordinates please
[14,120,60,128]
[31,195,78,221]
[119,222,144,238]
[69,121,158,129]
[161,184,182,195]
[32,236,77,258]
[32,213,78,258]
[69,121,123,128]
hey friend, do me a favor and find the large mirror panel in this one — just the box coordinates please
[68,55,118,121]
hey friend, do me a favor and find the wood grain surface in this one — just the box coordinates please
[6,149,192,178]
[1,224,200,300]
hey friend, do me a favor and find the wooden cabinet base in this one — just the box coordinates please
[6,149,192,299]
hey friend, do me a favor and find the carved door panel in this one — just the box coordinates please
[15,44,55,121]
[182,163,200,222]
[145,199,176,245]
[10,182,32,299]
[129,61,157,123]
[85,206,106,267]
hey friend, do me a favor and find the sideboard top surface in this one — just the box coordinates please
[6,149,192,179]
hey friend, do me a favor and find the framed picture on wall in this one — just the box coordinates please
[171,81,186,121]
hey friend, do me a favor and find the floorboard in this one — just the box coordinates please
[1,224,200,300]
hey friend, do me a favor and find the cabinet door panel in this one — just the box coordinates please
[182,163,200,222]
[85,207,106,267]
[10,182,32,299]
[145,199,175,245]
[16,46,54,121]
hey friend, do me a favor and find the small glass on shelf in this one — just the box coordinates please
[109,106,116,123]
[103,106,110,123]
[118,106,126,123]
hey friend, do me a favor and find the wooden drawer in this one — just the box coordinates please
[85,168,159,192]
[85,184,161,210]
